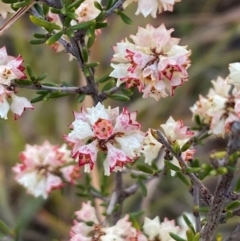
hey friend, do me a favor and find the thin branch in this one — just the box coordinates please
[192,183,201,232]
[105,0,127,17]
[12,82,91,94]
[200,121,240,241]
[154,130,213,206]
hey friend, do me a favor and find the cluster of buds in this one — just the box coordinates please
[110,24,191,101]
[142,116,195,167]
[191,64,240,136]
[69,201,183,241]
[12,141,80,199]
[0,46,33,119]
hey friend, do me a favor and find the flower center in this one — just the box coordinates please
[93,118,114,140]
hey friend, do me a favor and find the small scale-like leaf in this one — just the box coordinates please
[33,33,47,39]
[95,22,109,29]
[102,81,115,92]
[106,0,114,9]
[137,164,153,174]
[30,15,61,30]
[46,31,63,45]
[14,79,32,85]
[176,172,190,186]
[13,0,31,8]
[169,232,187,241]
[235,177,240,192]
[226,200,240,210]
[194,115,201,125]
[67,0,84,9]
[121,87,133,96]
[182,214,195,234]
[43,92,52,101]
[69,20,96,31]
[138,179,147,197]
[94,1,103,10]
[118,12,133,25]
[77,93,86,103]
[186,229,195,241]
[81,47,89,62]
[164,160,180,172]
[65,11,77,20]
[129,211,145,229]
[95,11,106,21]
[181,141,192,152]
[87,34,96,48]
[31,95,45,103]
[86,62,100,68]
[35,73,48,81]
[97,75,112,83]
[193,233,200,241]
[109,94,130,102]
[186,167,201,173]
[29,39,46,44]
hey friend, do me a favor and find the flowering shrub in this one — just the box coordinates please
[0,0,240,241]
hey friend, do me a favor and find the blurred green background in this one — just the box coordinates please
[1,0,240,240]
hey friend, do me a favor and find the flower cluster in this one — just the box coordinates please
[190,74,240,137]
[110,24,191,101]
[123,0,181,18]
[69,201,183,241]
[142,117,195,168]
[0,2,14,19]
[0,46,33,119]
[12,141,80,199]
[65,103,144,176]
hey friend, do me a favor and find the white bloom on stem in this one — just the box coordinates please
[228,62,240,90]
[0,84,33,119]
[123,0,181,18]
[0,46,26,85]
[110,24,191,101]
[160,116,194,147]
[190,76,240,137]
[142,128,162,165]
[75,0,101,22]
[65,103,144,175]
[143,216,180,241]
[12,141,79,199]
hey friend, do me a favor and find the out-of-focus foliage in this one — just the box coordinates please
[0,0,240,240]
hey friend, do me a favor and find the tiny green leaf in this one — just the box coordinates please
[109,94,130,102]
[94,1,103,10]
[176,172,190,186]
[67,0,84,9]
[46,31,63,45]
[118,12,133,25]
[137,164,153,174]
[226,200,240,210]
[77,93,86,103]
[69,20,96,31]
[97,75,112,83]
[29,39,46,45]
[235,177,240,192]
[33,33,47,39]
[169,232,187,241]
[182,214,195,234]
[31,95,45,103]
[95,22,109,29]
[138,179,147,197]
[81,47,89,62]
[29,15,61,30]
[164,161,180,172]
